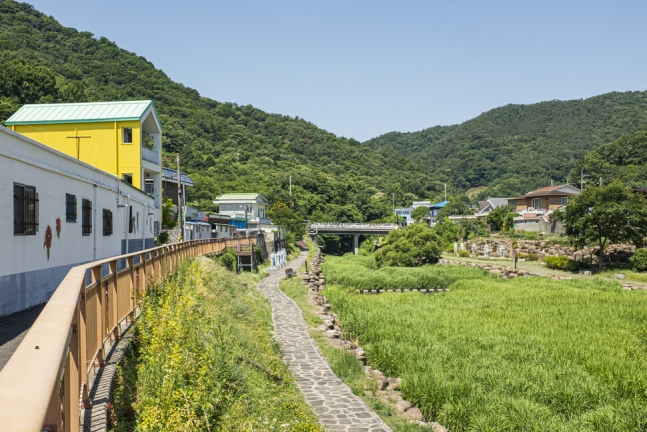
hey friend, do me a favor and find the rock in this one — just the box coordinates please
[325,330,339,338]
[615,274,626,279]
[429,421,448,432]
[364,366,373,374]
[387,378,401,391]
[371,369,386,380]
[376,378,388,390]
[323,320,334,329]
[403,407,425,422]
[489,269,501,275]
[395,400,413,412]
[506,273,517,279]
[388,393,403,403]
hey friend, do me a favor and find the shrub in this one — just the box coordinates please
[375,223,443,267]
[629,248,647,272]
[544,255,586,271]
[458,250,470,257]
[156,231,169,245]
[254,246,264,264]
[544,256,571,270]
[218,247,237,271]
[518,253,539,261]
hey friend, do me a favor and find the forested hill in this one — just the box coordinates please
[0,0,443,223]
[366,92,647,199]
[570,125,647,188]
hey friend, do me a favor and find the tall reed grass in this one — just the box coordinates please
[322,255,647,431]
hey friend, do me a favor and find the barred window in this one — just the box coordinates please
[66,193,77,222]
[82,199,92,236]
[103,209,113,236]
[128,205,134,233]
[14,183,38,235]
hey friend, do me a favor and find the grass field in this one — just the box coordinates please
[109,257,321,432]
[322,254,491,291]
[322,254,647,431]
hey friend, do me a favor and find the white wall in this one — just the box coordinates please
[0,127,160,315]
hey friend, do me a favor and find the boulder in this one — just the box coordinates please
[395,400,413,412]
[387,378,401,391]
[429,422,448,432]
[403,407,425,422]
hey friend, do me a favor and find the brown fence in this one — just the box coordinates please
[0,237,255,431]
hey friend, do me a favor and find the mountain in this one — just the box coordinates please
[569,125,647,188]
[0,0,443,224]
[366,92,647,199]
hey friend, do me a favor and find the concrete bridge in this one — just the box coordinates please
[308,222,398,254]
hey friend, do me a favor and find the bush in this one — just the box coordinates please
[518,253,539,261]
[375,223,443,267]
[156,231,169,245]
[218,248,237,271]
[458,250,470,257]
[629,248,647,272]
[544,255,587,271]
[254,246,264,264]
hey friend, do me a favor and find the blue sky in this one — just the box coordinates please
[26,1,647,141]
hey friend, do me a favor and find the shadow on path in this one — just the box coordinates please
[0,304,45,371]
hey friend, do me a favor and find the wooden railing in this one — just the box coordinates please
[0,238,253,431]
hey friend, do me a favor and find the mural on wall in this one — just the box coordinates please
[56,217,61,239]
[44,225,52,260]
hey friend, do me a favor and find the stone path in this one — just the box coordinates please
[259,252,391,432]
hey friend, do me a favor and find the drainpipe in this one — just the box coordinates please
[125,194,131,254]
[93,185,97,261]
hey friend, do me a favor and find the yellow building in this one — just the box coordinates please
[5,100,162,207]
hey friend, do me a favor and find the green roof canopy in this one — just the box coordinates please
[5,100,160,128]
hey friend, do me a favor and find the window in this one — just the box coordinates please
[144,179,154,194]
[65,194,77,222]
[123,173,133,185]
[510,200,516,210]
[532,198,542,210]
[123,127,132,144]
[14,183,38,235]
[561,197,568,206]
[82,199,92,236]
[103,209,113,236]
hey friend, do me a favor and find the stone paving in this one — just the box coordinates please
[259,252,391,432]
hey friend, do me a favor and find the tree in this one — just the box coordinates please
[375,223,442,267]
[267,201,306,244]
[486,205,517,232]
[458,218,490,240]
[433,216,462,248]
[562,181,647,270]
[162,198,178,229]
[411,206,430,223]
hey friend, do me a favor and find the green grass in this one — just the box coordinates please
[599,269,647,284]
[322,255,647,431]
[322,254,490,291]
[109,257,322,432]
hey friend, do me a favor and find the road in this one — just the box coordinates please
[0,304,44,371]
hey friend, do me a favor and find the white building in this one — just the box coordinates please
[0,126,159,316]
[214,193,271,230]
[395,201,432,226]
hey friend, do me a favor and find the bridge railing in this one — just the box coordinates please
[309,222,398,230]
[0,237,250,432]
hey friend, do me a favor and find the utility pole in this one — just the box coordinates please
[177,153,183,242]
[444,183,447,201]
[580,169,590,190]
[599,177,603,186]
[289,174,292,207]
[392,193,395,223]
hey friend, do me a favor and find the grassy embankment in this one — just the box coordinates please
[109,256,322,432]
[320,254,647,431]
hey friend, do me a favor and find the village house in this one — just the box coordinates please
[0,126,157,316]
[5,100,163,208]
[510,184,581,232]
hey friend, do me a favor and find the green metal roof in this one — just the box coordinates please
[5,100,158,125]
